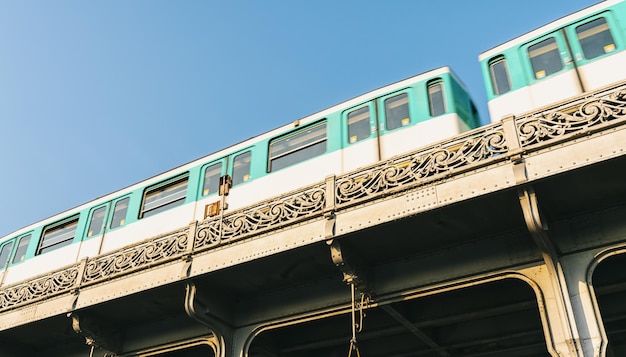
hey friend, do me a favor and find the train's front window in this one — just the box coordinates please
[428,81,446,117]
[528,37,563,79]
[576,17,615,60]
[489,57,512,95]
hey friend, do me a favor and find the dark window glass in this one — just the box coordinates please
[13,235,30,263]
[268,122,327,172]
[384,93,410,130]
[110,197,130,228]
[38,219,78,255]
[347,107,371,144]
[232,151,252,185]
[141,177,188,218]
[203,162,223,195]
[489,57,512,95]
[0,241,14,268]
[576,17,616,60]
[428,81,446,116]
[87,206,106,238]
[528,37,563,79]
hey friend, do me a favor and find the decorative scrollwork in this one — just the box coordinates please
[0,267,79,310]
[519,89,626,147]
[335,127,507,205]
[195,185,325,249]
[82,228,188,285]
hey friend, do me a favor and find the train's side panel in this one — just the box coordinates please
[224,152,343,209]
[578,50,626,89]
[486,90,533,122]
[99,204,196,253]
[341,139,378,173]
[2,245,82,285]
[341,102,379,173]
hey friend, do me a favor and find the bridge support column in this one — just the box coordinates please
[184,281,234,357]
[560,250,607,357]
[518,187,585,357]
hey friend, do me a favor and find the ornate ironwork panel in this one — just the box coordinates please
[195,184,326,250]
[0,266,79,310]
[82,228,189,286]
[335,127,507,207]
[519,89,626,147]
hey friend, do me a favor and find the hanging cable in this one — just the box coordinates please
[347,280,361,357]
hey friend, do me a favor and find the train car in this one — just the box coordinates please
[0,66,480,287]
[480,0,626,122]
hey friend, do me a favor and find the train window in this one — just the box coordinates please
[384,93,410,130]
[268,121,327,172]
[203,162,223,195]
[86,206,107,238]
[576,17,615,60]
[38,218,78,255]
[232,151,252,185]
[13,234,31,263]
[428,81,446,116]
[0,241,14,268]
[489,57,512,95]
[528,37,563,79]
[140,176,188,218]
[347,106,371,144]
[110,197,130,229]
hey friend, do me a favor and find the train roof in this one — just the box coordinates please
[479,0,623,61]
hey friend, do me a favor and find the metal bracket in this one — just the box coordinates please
[327,239,371,295]
[69,312,123,355]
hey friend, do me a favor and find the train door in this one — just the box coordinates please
[522,32,583,109]
[77,203,110,258]
[377,90,417,160]
[198,150,253,219]
[564,14,626,91]
[341,103,378,172]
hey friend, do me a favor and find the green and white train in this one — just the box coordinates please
[1,0,625,287]
[481,0,626,121]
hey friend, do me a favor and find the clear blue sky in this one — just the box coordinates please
[0,0,596,237]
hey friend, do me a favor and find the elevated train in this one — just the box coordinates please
[1,0,625,287]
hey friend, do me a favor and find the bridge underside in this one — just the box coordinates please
[1,152,625,356]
